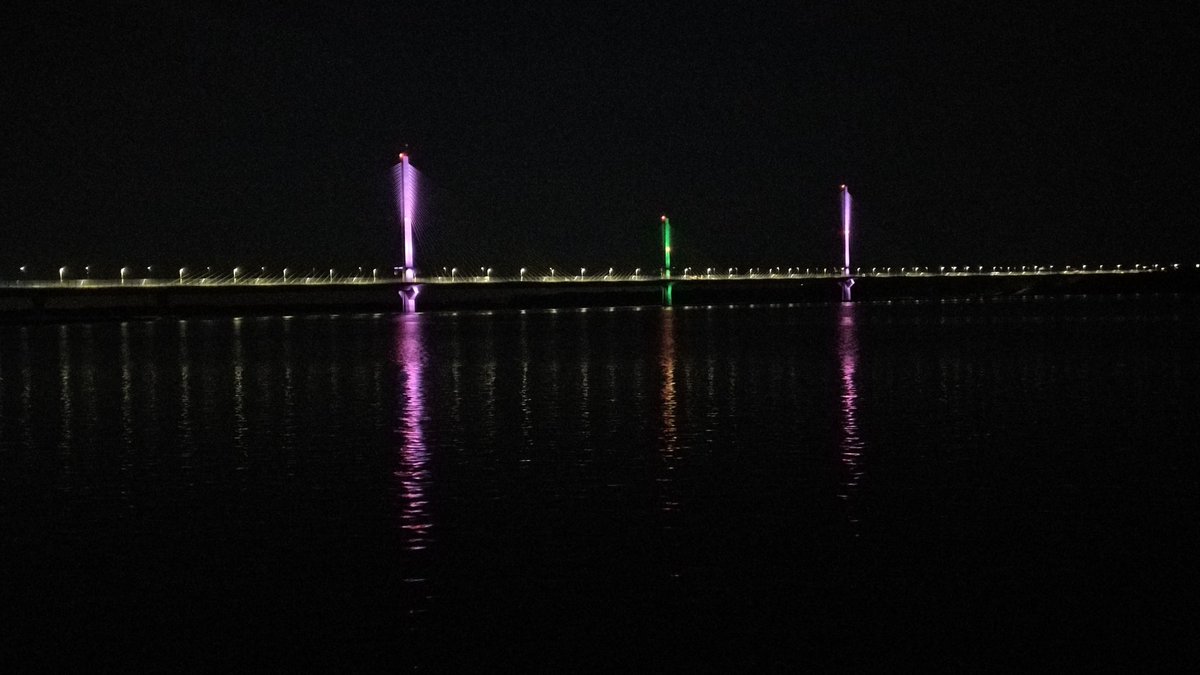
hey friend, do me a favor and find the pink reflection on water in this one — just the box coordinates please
[393,315,432,551]
[837,303,865,528]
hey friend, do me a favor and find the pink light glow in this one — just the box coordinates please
[392,155,417,280]
[837,303,865,529]
[393,315,432,551]
[400,285,419,313]
[841,185,852,274]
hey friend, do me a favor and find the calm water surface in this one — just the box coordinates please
[2,298,1197,668]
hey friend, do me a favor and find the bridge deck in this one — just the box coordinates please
[0,269,1193,320]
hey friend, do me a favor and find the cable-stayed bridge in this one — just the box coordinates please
[1,154,1195,315]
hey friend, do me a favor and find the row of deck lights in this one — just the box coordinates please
[8,262,1195,284]
[22,267,389,284]
[427,263,1187,280]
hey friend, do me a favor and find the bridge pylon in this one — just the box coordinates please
[661,215,672,280]
[840,185,852,276]
[393,153,417,281]
[840,185,854,301]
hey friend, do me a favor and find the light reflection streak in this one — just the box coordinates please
[144,322,160,441]
[178,321,194,463]
[449,317,463,438]
[57,325,72,453]
[836,303,865,530]
[659,309,680,514]
[480,321,497,444]
[79,325,98,458]
[393,315,433,552]
[19,327,32,451]
[519,314,532,454]
[120,323,133,452]
[0,339,5,439]
[232,318,247,463]
[281,318,296,454]
[578,313,592,444]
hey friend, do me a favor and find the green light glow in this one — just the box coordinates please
[662,216,672,278]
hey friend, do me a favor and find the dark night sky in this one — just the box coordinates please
[2,3,1197,276]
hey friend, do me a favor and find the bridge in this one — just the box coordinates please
[2,263,1191,319]
[1,154,1196,316]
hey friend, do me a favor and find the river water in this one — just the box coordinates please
[2,297,1197,668]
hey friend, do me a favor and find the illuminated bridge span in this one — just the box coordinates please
[1,264,1181,289]
[377,155,1192,305]
[1,262,1193,318]
[2,155,1197,314]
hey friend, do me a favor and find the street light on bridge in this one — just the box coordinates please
[120,267,128,284]
[59,266,67,284]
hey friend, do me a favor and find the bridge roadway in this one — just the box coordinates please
[0,268,1193,319]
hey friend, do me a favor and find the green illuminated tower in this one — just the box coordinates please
[661,215,672,279]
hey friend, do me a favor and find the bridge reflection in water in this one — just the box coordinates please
[393,315,432,552]
[837,302,865,532]
[658,309,680,517]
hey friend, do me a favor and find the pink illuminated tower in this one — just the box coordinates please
[841,184,852,275]
[840,185,854,301]
[392,153,417,280]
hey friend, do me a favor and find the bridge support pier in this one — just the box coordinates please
[399,285,420,314]
[840,277,855,302]
[661,281,674,307]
